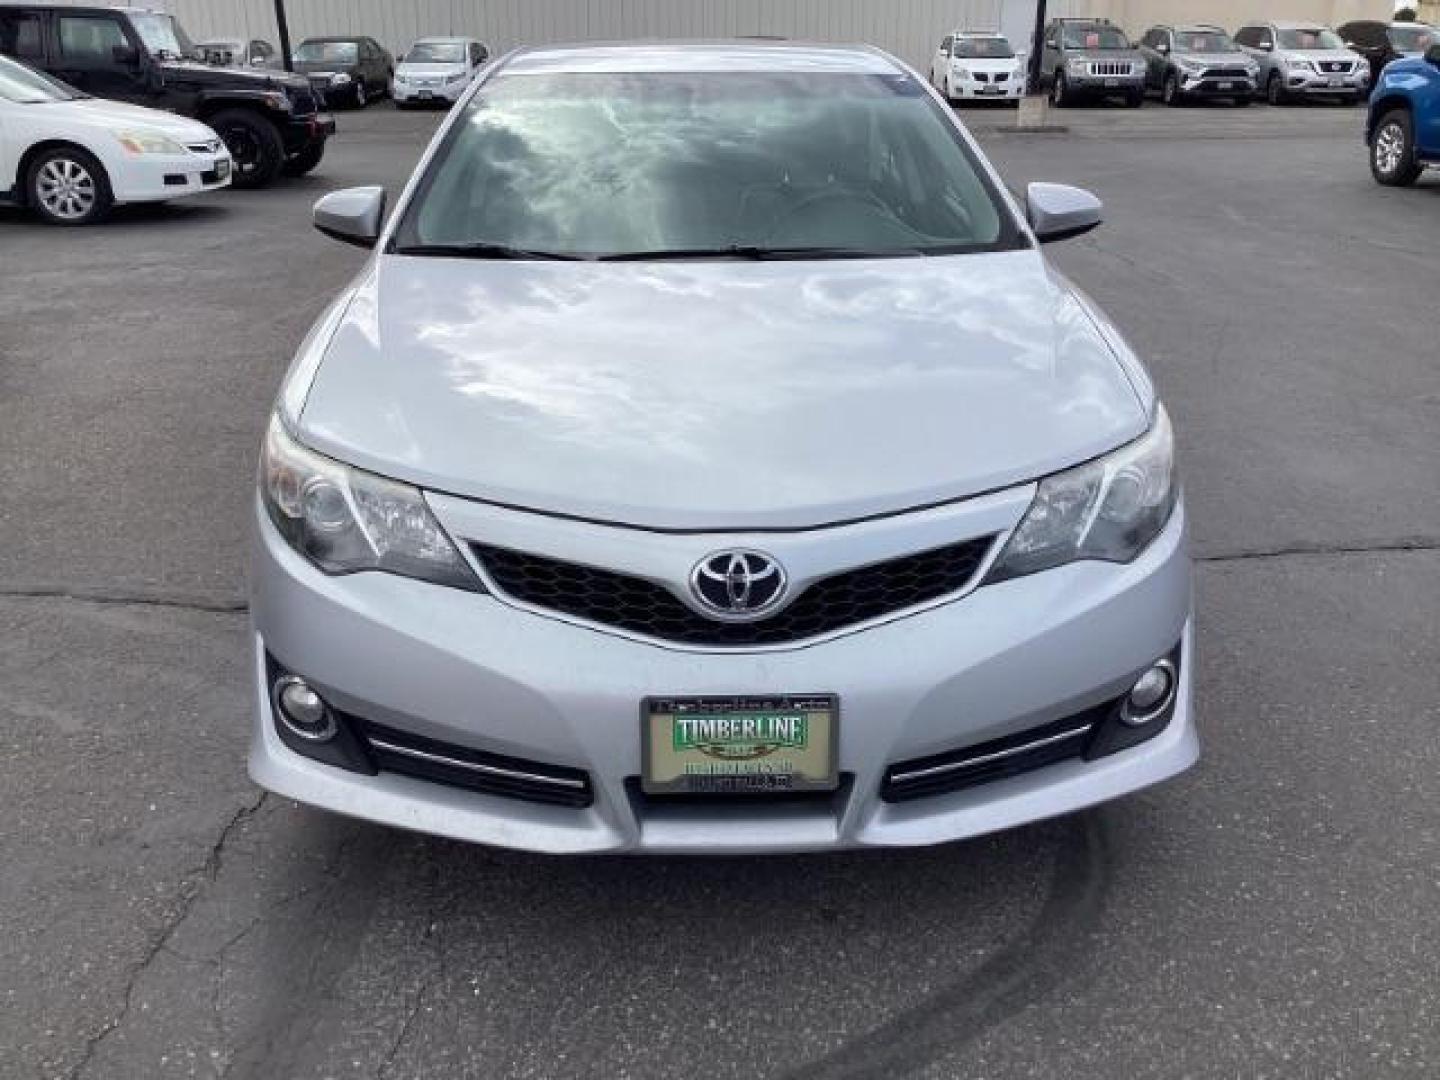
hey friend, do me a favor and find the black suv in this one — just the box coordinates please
[0,5,334,188]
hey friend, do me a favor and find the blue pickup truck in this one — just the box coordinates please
[1367,39,1440,185]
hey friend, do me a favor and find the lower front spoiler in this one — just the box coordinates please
[248,621,1198,855]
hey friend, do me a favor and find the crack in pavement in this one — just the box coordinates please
[0,583,247,614]
[779,812,1113,1080]
[64,791,268,1080]
[1197,537,1440,563]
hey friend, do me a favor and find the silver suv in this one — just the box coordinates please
[1041,18,1147,107]
[1235,21,1371,104]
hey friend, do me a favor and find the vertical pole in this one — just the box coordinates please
[274,0,293,71]
[1028,0,1048,93]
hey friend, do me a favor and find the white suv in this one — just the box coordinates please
[930,31,1027,104]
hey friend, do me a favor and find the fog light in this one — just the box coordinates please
[273,676,338,742]
[1122,660,1176,726]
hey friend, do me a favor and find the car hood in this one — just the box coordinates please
[57,96,218,140]
[397,62,466,77]
[1174,50,1253,64]
[292,60,358,76]
[1281,49,1365,62]
[295,250,1150,529]
[158,58,307,92]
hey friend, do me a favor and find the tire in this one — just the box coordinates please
[25,146,112,226]
[352,80,367,109]
[1371,108,1422,187]
[1266,72,1288,106]
[1050,70,1069,107]
[1163,72,1182,106]
[210,108,285,189]
[1231,95,1251,107]
[1126,89,1144,108]
[281,140,326,178]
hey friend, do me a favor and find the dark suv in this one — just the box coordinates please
[1040,18,1147,107]
[0,5,334,187]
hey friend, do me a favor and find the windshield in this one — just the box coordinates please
[394,70,1019,260]
[0,55,83,103]
[1277,28,1344,50]
[296,40,358,64]
[1388,26,1436,52]
[407,42,464,63]
[1062,26,1131,49]
[953,37,1014,59]
[1175,30,1235,52]
[131,13,193,58]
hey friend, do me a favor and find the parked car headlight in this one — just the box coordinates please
[260,416,483,592]
[984,407,1177,584]
[1243,59,1260,75]
[951,65,971,78]
[1286,57,1313,70]
[114,129,186,155]
[1066,57,1088,73]
[329,72,353,85]
[1177,58,1204,72]
[446,72,468,83]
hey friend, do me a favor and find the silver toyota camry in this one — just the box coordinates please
[250,41,1196,853]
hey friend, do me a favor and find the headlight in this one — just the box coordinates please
[446,72,468,83]
[1286,57,1313,70]
[260,416,483,592]
[1066,57,1088,72]
[951,65,970,78]
[1177,58,1204,72]
[114,130,185,155]
[984,407,1177,584]
[262,91,292,111]
[330,72,353,85]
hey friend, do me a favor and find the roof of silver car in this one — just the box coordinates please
[501,41,903,76]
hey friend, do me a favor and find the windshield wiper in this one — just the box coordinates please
[597,244,928,262]
[391,241,585,261]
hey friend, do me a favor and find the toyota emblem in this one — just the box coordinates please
[689,550,787,620]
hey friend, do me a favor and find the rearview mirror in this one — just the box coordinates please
[313,186,386,248]
[1026,182,1103,243]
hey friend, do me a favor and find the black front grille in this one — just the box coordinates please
[360,721,594,808]
[974,72,991,82]
[1319,61,1349,73]
[474,537,995,647]
[1202,66,1250,78]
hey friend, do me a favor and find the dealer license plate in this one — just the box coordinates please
[418,90,433,100]
[979,85,1002,95]
[1217,81,1233,90]
[1104,77,1119,87]
[642,695,838,795]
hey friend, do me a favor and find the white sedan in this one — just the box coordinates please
[0,55,231,226]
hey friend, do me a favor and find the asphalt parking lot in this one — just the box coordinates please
[2,99,1438,1079]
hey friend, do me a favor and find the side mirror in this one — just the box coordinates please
[1258,41,1274,52]
[313,186,386,248]
[1157,42,1170,54]
[112,44,139,65]
[1026,182,1103,243]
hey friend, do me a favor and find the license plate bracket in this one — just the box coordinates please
[642,695,839,795]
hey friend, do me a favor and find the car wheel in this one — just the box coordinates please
[210,108,285,189]
[1371,109,1422,187]
[1266,72,1288,105]
[1163,72,1182,106]
[1051,71,1069,107]
[281,140,326,178]
[352,80,367,109]
[25,146,112,226]
[1125,89,1144,108]
[1231,95,1251,107]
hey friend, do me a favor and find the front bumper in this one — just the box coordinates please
[110,151,233,202]
[281,113,336,153]
[948,74,1026,100]
[249,497,1196,854]
[393,82,465,104]
[1282,68,1369,95]
[1067,69,1146,93]
[1175,71,1257,97]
